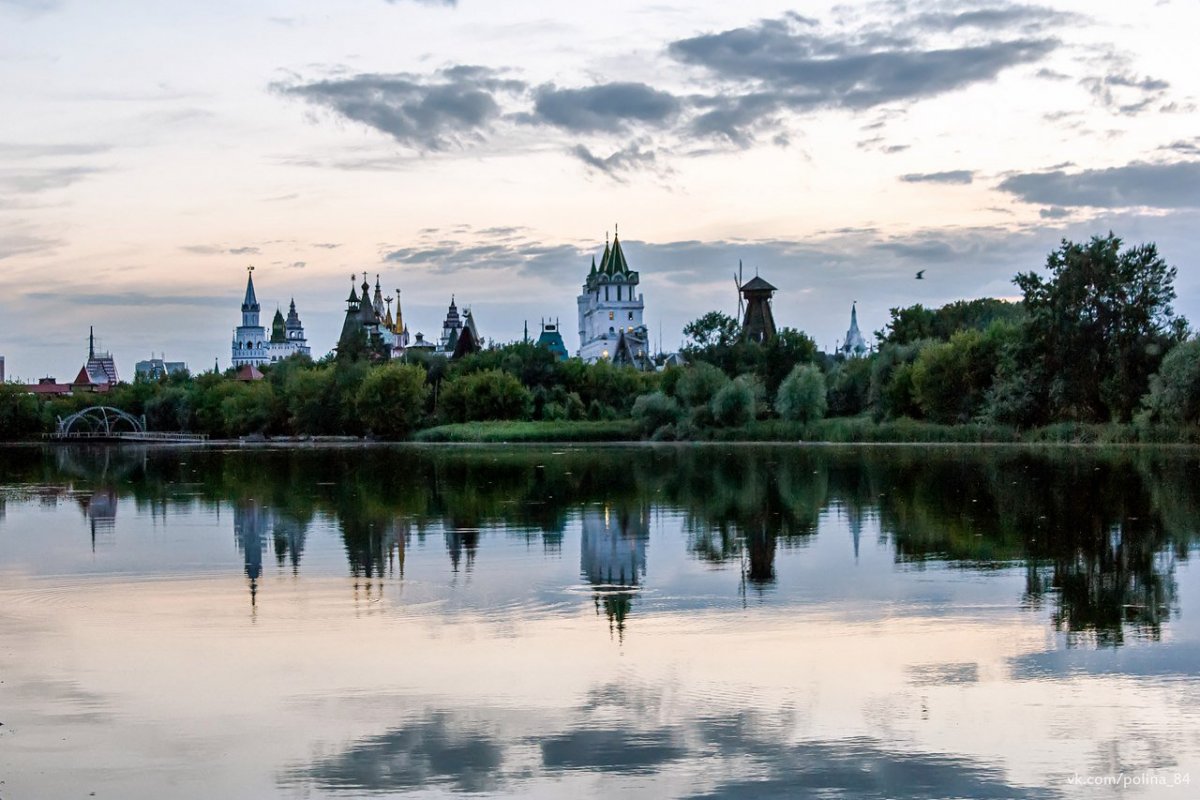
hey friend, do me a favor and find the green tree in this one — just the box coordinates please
[438,368,532,422]
[825,356,871,417]
[0,384,45,439]
[683,311,740,351]
[1140,338,1200,425]
[1015,234,1187,422]
[878,298,1026,346]
[631,391,682,436]
[710,376,756,427]
[776,363,827,423]
[674,362,730,407]
[911,325,1014,424]
[869,342,927,419]
[355,363,429,439]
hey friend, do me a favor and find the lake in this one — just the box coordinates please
[1,444,1197,799]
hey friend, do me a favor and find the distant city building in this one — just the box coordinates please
[232,267,309,368]
[0,355,5,383]
[84,327,119,384]
[577,228,651,369]
[23,328,118,397]
[135,355,188,380]
[840,302,868,358]
[536,319,568,361]
[739,275,778,343]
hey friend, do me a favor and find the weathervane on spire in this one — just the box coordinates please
[247,264,255,273]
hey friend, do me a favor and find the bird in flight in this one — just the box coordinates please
[915,270,925,280]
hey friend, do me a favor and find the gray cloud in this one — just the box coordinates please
[274,66,525,150]
[529,82,680,133]
[181,244,261,256]
[22,291,230,307]
[383,227,584,278]
[1159,138,1200,156]
[911,4,1079,33]
[0,166,101,194]
[571,142,659,179]
[0,231,61,260]
[998,161,1200,208]
[1081,70,1171,116]
[900,170,974,185]
[0,142,109,159]
[1039,206,1070,219]
[668,16,1056,141]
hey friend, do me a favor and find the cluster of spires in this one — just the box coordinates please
[586,225,635,284]
[343,272,406,335]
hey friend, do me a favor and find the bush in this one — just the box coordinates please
[438,368,532,423]
[710,376,755,427]
[355,362,430,439]
[631,391,683,436]
[776,364,827,423]
[675,362,729,407]
[0,384,45,439]
[1141,338,1200,424]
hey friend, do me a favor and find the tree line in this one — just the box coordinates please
[1,233,1197,440]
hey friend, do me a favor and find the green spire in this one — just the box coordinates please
[270,308,286,343]
[589,255,597,276]
[607,229,629,275]
[598,233,611,274]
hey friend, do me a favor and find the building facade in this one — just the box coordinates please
[232,268,309,367]
[577,230,650,368]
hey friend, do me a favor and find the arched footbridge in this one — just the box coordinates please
[50,406,207,442]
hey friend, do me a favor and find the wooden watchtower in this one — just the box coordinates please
[739,276,778,343]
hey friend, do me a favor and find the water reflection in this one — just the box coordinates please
[0,444,1197,647]
[2,443,1199,799]
[582,503,649,639]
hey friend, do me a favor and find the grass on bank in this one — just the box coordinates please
[413,419,639,443]
[411,417,1200,444]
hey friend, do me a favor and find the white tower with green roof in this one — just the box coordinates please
[577,228,648,366]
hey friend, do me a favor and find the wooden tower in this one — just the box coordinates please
[739,276,778,343]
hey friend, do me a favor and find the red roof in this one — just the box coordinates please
[235,364,264,382]
[26,382,72,396]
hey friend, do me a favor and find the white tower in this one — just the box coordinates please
[232,267,269,367]
[577,228,649,367]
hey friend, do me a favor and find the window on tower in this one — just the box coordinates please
[628,312,633,320]
[617,285,622,301]
[609,311,614,320]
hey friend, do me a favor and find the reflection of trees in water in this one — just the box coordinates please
[675,450,826,591]
[12,444,1199,645]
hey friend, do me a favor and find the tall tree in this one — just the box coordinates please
[1014,234,1187,422]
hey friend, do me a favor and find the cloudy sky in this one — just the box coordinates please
[2,0,1198,379]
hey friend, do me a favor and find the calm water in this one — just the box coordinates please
[1,444,1198,799]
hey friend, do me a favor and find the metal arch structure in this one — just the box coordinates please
[56,406,146,438]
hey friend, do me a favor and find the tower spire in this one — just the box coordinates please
[89,326,95,359]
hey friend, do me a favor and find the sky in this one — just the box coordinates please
[2,0,1199,380]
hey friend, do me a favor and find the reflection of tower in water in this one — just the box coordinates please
[234,500,272,609]
[79,489,118,551]
[580,504,649,641]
